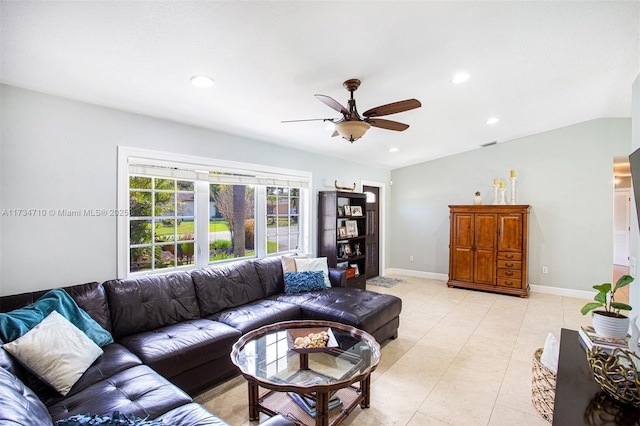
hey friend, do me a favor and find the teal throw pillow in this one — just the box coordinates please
[0,288,113,347]
[285,271,327,294]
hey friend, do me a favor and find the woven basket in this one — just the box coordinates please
[532,348,556,423]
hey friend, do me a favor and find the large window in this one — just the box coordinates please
[118,147,310,278]
[129,176,195,273]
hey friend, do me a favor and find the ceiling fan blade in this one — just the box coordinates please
[281,118,336,123]
[363,99,421,117]
[367,118,410,132]
[314,94,349,116]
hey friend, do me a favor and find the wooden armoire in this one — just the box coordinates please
[447,205,530,297]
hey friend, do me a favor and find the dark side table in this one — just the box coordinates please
[552,328,639,426]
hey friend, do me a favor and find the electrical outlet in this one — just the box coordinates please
[541,266,548,274]
[409,255,414,262]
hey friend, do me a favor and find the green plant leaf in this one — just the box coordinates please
[593,283,611,293]
[611,302,633,311]
[614,274,634,291]
[581,302,604,315]
[594,292,607,304]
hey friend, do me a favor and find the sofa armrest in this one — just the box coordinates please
[328,268,346,287]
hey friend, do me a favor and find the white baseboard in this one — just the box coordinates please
[529,284,594,300]
[383,268,595,300]
[384,268,449,281]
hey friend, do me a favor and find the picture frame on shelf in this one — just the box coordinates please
[338,227,347,238]
[343,243,352,256]
[351,206,363,216]
[349,264,360,276]
[337,206,343,216]
[343,205,351,216]
[345,220,358,237]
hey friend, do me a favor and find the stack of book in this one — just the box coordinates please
[287,392,342,417]
[578,325,637,353]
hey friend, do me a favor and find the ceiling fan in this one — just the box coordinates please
[283,79,421,143]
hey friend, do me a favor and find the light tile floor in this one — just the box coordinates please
[194,276,592,425]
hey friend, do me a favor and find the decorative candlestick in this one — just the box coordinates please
[509,176,517,205]
[499,181,506,205]
[492,182,499,205]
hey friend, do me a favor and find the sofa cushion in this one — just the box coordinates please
[3,311,103,396]
[210,300,301,334]
[47,365,192,422]
[118,319,241,380]
[0,366,53,425]
[255,256,286,296]
[0,288,113,347]
[276,287,402,336]
[156,402,229,426]
[104,272,200,339]
[284,271,326,294]
[191,261,265,317]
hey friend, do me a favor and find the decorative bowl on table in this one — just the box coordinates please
[586,346,640,407]
[286,327,338,353]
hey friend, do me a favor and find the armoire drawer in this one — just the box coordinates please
[497,260,522,270]
[497,269,522,279]
[497,278,521,288]
[497,252,522,261]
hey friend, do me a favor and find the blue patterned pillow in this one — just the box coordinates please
[285,271,327,294]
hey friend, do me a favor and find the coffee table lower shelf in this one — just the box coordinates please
[258,385,363,426]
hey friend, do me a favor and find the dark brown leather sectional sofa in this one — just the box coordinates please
[0,256,402,425]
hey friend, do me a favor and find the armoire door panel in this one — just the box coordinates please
[453,247,474,282]
[453,214,474,246]
[474,249,496,284]
[475,214,497,250]
[498,214,523,252]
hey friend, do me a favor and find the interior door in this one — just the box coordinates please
[613,189,630,266]
[363,185,380,278]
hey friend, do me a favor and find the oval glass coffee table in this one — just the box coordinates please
[231,320,381,426]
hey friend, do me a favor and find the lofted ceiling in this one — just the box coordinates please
[1,1,639,170]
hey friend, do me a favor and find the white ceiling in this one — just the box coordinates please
[1,1,639,170]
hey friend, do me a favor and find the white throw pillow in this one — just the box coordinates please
[539,332,560,375]
[281,255,308,274]
[295,257,331,287]
[3,310,103,395]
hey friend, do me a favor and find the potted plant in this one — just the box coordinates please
[581,274,634,339]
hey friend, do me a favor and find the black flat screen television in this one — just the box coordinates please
[629,147,640,227]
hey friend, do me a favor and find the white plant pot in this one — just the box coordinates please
[592,311,629,340]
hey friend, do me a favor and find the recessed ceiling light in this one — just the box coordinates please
[388,147,399,153]
[190,75,215,88]
[486,117,500,125]
[451,73,470,84]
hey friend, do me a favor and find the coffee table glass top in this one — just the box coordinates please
[232,320,381,390]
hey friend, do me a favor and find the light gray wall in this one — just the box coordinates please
[630,74,640,312]
[0,84,390,296]
[389,118,631,293]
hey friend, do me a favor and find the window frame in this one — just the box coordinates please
[117,146,311,278]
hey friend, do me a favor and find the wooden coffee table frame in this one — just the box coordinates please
[231,320,381,426]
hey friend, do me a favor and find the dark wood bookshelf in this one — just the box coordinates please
[318,191,367,289]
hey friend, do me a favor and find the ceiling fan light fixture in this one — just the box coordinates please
[335,121,371,143]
